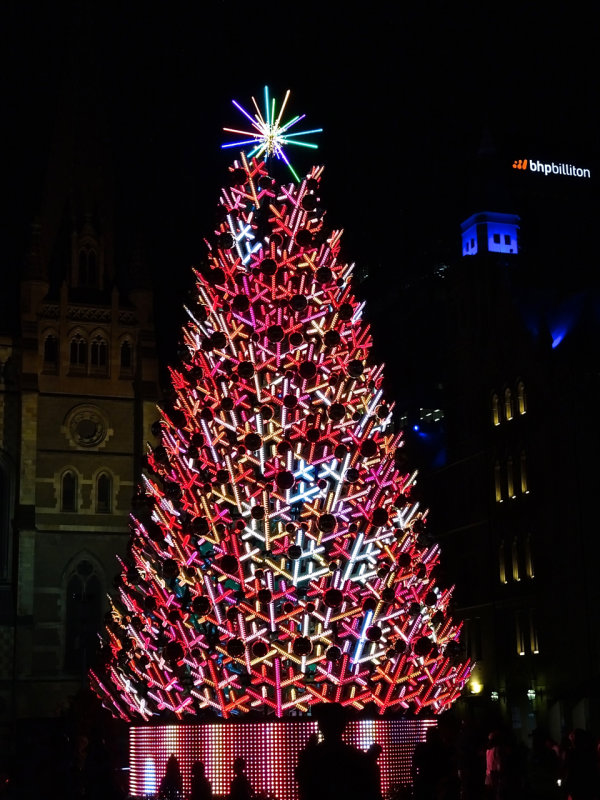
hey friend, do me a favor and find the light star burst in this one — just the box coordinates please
[222,86,322,181]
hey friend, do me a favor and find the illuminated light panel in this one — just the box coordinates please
[129,719,437,800]
[91,150,472,723]
[222,87,322,180]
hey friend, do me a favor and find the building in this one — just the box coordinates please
[0,89,159,748]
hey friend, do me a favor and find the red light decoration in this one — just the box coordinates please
[90,152,471,722]
[130,719,436,800]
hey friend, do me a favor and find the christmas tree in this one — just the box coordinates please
[91,90,471,721]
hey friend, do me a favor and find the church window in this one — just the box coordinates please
[120,339,132,370]
[61,470,77,511]
[520,450,528,494]
[44,334,58,368]
[499,540,507,583]
[64,559,103,674]
[491,393,500,426]
[504,388,513,421]
[517,381,527,415]
[90,334,108,372]
[494,460,502,502]
[96,472,112,513]
[507,456,515,498]
[70,334,87,367]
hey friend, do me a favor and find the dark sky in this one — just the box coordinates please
[6,2,599,358]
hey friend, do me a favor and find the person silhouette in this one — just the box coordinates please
[229,756,254,800]
[158,754,183,800]
[295,703,381,800]
[190,760,212,800]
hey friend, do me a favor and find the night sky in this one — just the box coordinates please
[6,2,599,369]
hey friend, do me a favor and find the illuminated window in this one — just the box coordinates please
[61,470,78,511]
[65,558,103,674]
[517,381,527,415]
[491,393,500,426]
[499,540,507,583]
[507,457,515,498]
[511,537,520,581]
[494,460,502,502]
[90,334,108,372]
[520,451,528,494]
[97,472,112,513]
[70,333,87,368]
[504,388,513,421]
[525,534,534,578]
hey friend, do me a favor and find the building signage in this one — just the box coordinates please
[512,158,591,178]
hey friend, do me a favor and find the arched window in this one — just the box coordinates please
[520,450,528,494]
[69,334,87,368]
[61,470,77,511]
[491,393,501,426]
[506,456,515,499]
[96,472,112,513]
[504,388,513,421]
[90,334,108,372]
[43,334,58,368]
[64,558,103,674]
[517,381,527,415]
[120,339,132,371]
[494,460,502,502]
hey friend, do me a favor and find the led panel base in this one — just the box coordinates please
[130,718,436,799]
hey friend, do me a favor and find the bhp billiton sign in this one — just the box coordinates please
[513,158,591,178]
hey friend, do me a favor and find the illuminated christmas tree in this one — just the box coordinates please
[91,90,471,722]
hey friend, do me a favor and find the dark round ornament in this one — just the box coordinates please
[151,420,163,437]
[288,545,302,560]
[301,194,317,211]
[324,330,341,347]
[258,175,273,189]
[163,641,184,662]
[153,445,169,464]
[227,638,245,658]
[325,403,344,422]
[334,444,348,460]
[299,361,317,380]
[220,555,238,574]
[218,232,234,249]
[289,332,303,347]
[318,513,336,533]
[252,640,269,658]
[211,332,227,350]
[143,596,157,611]
[362,597,377,612]
[283,602,294,614]
[260,405,274,420]
[338,303,353,321]
[345,468,360,483]
[238,361,254,379]
[269,232,283,248]
[326,646,342,662]
[381,587,396,603]
[261,258,278,276]
[366,626,382,642]
[360,439,378,458]
[409,602,422,616]
[232,293,250,313]
[230,168,247,186]
[250,506,265,520]
[257,588,272,604]
[276,471,295,490]
[200,407,214,422]
[207,267,225,285]
[414,637,433,657]
[277,440,292,455]
[226,606,238,622]
[412,519,425,534]
[371,508,388,527]
[425,591,437,606]
[324,588,343,608]
[432,611,445,627]
[216,469,229,483]
[295,229,313,248]
[290,294,308,312]
[244,433,262,451]
[162,559,178,579]
[220,397,234,412]
[293,637,313,657]
[398,552,412,568]
[316,267,332,284]
[267,324,285,343]
[394,639,407,654]
[306,429,320,444]
[191,596,211,616]
[283,395,298,409]
[414,563,427,579]
[348,359,364,377]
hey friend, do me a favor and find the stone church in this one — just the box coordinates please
[0,89,159,744]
